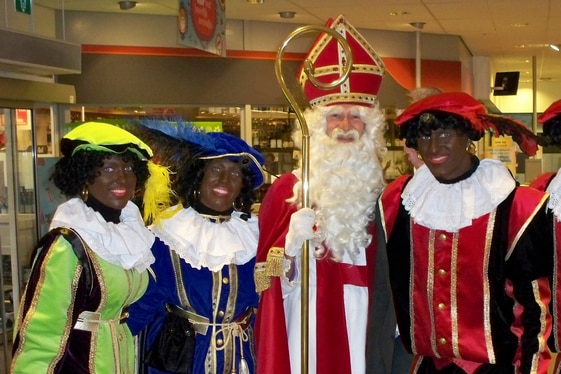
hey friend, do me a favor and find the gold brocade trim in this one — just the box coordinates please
[426,229,439,358]
[208,271,222,374]
[59,248,84,373]
[483,210,496,363]
[378,198,389,242]
[531,278,549,373]
[11,237,82,374]
[254,262,271,293]
[408,218,417,355]
[506,193,548,261]
[555,222,560,352]
[85,244,106,373]
[264,247,284,277]
[450,232,460,358]
[222,264,238,371]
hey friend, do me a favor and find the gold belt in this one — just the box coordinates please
[73,309,129,332]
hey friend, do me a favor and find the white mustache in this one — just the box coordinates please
[331,128,360,142]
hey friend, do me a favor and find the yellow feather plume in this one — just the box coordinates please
[142,161,176,225]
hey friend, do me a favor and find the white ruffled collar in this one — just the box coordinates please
[546,171,561,221]
[150,206,258,272]
[49,198,155,272]
[401,159,516,232]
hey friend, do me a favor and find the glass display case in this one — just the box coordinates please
[382,106,413,181]
[250,107,299,202]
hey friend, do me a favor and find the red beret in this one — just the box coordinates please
[538,99,561,124]
[395,92,486,129]
[395,92,540,156]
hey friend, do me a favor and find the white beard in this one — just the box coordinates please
[290,105,387,262]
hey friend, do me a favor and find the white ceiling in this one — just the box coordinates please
[34,0,561,83]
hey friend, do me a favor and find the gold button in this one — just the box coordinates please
[218,310,225,317]
[216,338,224,346]
[119,334,123,341]
[438,233,447,241]
[222,277,229,284]
[438,269,446,276]
[438,303,446,310]
[438,337,446,345]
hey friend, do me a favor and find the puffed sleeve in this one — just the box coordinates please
[127,237,174,336]
[506,190,553,374]
[11,235,83,373]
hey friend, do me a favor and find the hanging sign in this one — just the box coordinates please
[177,0,226,57]
[15,0,32,15]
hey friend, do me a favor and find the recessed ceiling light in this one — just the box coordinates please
[511,22,528,27]
[409,22,425,30]
[279,11,296,19]
[118,1,136,10]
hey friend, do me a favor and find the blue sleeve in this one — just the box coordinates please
[127,237,174,335]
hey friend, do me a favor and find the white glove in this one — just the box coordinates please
[284,207,316,257]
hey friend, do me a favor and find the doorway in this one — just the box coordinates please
[0,106,56,373]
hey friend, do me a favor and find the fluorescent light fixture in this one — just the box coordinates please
[550,44,560,51]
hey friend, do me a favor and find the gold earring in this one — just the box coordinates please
[81,186,89,202]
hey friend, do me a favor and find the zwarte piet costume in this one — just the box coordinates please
[377,93,553,373]
[11,122,163,373]
[127,122,265,374]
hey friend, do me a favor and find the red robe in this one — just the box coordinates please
[254,173,386,373]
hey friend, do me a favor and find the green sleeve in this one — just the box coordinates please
[11,235,81,373]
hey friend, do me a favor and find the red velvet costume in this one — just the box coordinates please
[530,172,561,372]
[380,172,553,373]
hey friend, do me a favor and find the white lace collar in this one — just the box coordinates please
[401,159,516,232]
[49,198,155,272]
[546,170,561,221]
[150,206,258,272]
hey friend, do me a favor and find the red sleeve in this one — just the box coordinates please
[254,173,298,374]
[379,175,410,240]
[528,172,556,192]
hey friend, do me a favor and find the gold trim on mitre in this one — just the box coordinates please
[298,14,385,108]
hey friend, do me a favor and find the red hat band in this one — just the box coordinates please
[298,15,385,108]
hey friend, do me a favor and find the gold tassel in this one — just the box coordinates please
[264,247,285,277]
[254,262,271,293]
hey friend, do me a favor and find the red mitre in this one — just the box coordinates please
[538,99,561,124]
[298,15,385,108]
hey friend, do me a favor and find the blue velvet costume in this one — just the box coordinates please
[127,207,259,374]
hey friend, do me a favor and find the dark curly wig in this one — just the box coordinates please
[176,158,256,217]
[50,150,150,198]
[542,116,561,147]
[399,110,484,149]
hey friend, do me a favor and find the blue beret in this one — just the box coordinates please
[139,119,266,189]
